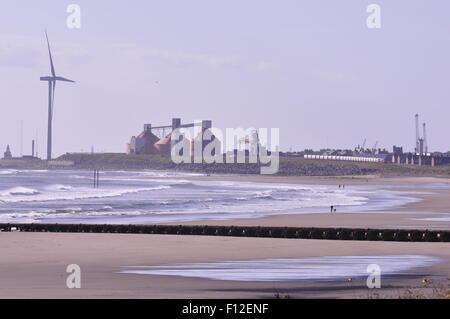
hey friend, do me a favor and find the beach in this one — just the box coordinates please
[0,173,449,298]
[0,232,449,299]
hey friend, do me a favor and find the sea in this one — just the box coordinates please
[0,168,429,224]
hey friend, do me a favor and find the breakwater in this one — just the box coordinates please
[1,223,449,242]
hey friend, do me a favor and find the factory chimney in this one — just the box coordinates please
[172,118,181,130]
[423,123,428,155]
[415,114,420,154]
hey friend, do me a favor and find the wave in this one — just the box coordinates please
[0,185,171,203]
[55,207,83,213]
[253,191,273,199]
[68,174,90,179]
[137,171,205,177]
[0,187,40,196]
[45,184,73,191]
[0,211,47,222]
[34,205,114,216]
[19,169,49,173]
[0,169,19,175]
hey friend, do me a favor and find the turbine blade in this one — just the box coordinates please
[54,76,75,83]
[45,30,56,77]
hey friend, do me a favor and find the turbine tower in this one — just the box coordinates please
[40,31,75,160]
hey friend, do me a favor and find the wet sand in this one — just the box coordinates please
[0,232,449,299]
[173,174,450,187]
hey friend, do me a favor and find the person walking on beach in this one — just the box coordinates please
[330,205,334,213]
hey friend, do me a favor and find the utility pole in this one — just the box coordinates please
[93,169,100,188]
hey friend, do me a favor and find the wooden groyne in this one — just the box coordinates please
[0,224,449,242]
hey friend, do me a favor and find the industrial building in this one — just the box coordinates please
[389,113,450,166]
[127,118,218,157]
[302,113,450,167]
[414,114,429,156]
[127,124,160,155]
[3,145,12,159]
[361,118,450,166]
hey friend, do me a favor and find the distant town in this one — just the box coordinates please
[2,113,450,173]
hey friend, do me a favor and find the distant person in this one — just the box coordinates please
[330,205,334,213]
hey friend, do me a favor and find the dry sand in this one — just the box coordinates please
[0,232,449,299]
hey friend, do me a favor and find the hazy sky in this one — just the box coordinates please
[0,0,449,157]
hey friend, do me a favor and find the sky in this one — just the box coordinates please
[0,0,449,157]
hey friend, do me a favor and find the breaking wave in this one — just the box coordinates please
[0,187,40,196]
[0,169,19,175]
[0,185,171,203]
[45,184,73,191]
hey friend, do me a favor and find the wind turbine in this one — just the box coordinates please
[40,31,75,160]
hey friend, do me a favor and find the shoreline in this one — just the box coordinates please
[162,174,450,186]
[150,175,450,230]
[2,173,449,229]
